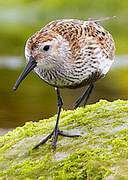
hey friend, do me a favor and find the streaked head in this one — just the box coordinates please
[13,30,69,91]
[25,30,58,61]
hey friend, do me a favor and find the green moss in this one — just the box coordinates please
[0,99,128,179]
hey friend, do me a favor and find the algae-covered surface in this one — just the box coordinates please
[0,100,128,179]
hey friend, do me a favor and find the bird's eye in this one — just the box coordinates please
[43,45,50,51]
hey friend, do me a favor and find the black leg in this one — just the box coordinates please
[74,83,95,109]
[33,88,80,151]
[83,83,94,107]
[52,88,63,151]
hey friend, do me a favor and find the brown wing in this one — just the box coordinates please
[46,19,115,60]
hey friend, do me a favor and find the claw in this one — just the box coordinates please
[33,129,81,151]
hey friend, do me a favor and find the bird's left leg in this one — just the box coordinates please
[83,83,95,107]
[74,83,95,109]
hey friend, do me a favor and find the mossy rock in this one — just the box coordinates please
[0,100,128,179]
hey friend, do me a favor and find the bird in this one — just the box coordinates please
[13,16,115,151]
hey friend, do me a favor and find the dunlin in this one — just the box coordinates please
[13,17,115,151]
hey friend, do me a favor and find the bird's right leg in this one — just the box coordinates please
[32,88,63,151]
[33,88,80,151]
[74,83,95,109]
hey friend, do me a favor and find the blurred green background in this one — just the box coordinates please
[0,0,128,134]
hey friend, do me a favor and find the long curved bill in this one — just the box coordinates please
[13,56,37,91]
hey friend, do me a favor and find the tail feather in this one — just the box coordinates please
[88,16,116,22]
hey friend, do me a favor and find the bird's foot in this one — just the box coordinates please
[33,128,81,151]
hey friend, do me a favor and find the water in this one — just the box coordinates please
[0,55,128,135]
[0,1,128,135]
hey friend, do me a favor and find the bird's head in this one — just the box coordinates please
[13,30,70,91]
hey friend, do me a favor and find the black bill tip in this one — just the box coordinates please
[13,86,17,91]
[13,56,37,91]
